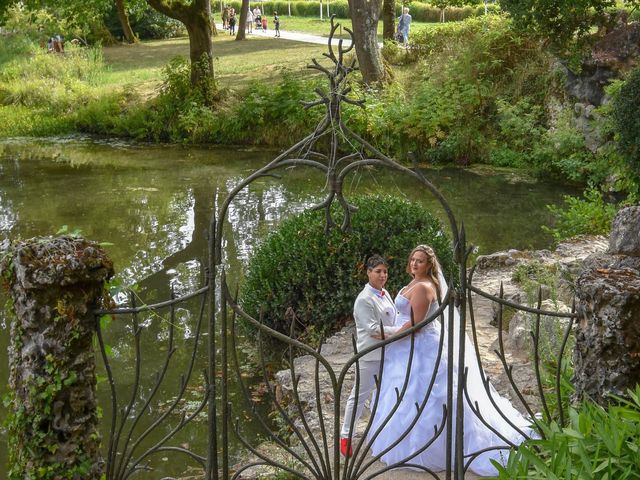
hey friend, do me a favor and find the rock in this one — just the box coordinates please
[2,236,113,479]
[573,244,640,404]
[507,300,573,358]
[475,249,527,269]
[564,17,640,107]
[564,65,615,107]
[608,205,640,256]
[573,101,607,153]
[561,18,640,157]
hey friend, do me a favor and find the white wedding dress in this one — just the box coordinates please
[367,287,536,476]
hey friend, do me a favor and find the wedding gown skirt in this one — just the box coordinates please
[368,294,535,476]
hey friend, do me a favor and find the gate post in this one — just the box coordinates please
[574,206,640,404]
[1,235,113,479]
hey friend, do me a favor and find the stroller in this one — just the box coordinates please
[255,15,262,30]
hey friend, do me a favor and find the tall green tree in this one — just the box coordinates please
[146,0,214,94]
[0,0,15,21]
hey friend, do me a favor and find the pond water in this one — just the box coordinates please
[0,137,579,476]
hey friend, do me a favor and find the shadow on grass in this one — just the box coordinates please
[103,36,332,89]
[104,36,327,70]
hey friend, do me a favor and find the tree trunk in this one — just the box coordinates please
[382,0,395,41]
[207,0,218,36]
[184,16,214,87]
[348,0,386,84]
[146,0,214,92]
[115,0,138,43]
[236,0,250,40]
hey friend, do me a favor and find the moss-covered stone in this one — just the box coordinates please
[1,235,113,480]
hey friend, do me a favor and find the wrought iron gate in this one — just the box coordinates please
[94,18,577,480]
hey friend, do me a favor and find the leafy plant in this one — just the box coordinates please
[495,386,640,479]
[239,194,455,342]
[388,15,556,164]
[490,97,545,168]
[543,188,618,242]
[511,260,562,302]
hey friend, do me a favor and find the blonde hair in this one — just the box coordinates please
[406,244,441,298]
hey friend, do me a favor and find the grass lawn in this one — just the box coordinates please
[102,34,330,94]
[102,17,435,94]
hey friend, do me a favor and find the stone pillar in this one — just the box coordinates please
[573,206,640,405]
[0,235,114,479]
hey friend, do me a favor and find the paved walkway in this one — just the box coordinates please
[216,23,356,46]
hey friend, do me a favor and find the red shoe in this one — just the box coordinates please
[340,437,353,457]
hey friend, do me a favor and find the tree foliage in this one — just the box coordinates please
[1,1,112,42]
[499,0,623,53]
[612,67,640,176]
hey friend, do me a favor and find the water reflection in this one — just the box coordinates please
[0,137,579,477]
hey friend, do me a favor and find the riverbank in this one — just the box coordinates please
[235,235,608,479]
[2,14,636,242]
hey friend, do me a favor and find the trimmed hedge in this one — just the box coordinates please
[239,194,455,340]
[219,1,499,22]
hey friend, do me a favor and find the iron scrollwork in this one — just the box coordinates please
[95,16,579,480]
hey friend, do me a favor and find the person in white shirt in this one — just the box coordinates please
[246,8,254,33]
[340,254,405,457]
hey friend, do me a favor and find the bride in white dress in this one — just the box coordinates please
[367,245,536,476]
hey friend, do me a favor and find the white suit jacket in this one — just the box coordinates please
[353,284,400,361]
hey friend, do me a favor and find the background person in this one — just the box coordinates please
[246,8,254,33]
[274,11,280,37]
[397,7,411,47]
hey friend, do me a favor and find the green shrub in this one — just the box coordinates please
[385,15,556,164]
[240,194,455,340]
[111,62,324,144]
[0,105,72,136]
[496,386,640,479]
[543,188,618,242]
[612,66,640,176]
[490,98,545,168]
[73,92,127,134]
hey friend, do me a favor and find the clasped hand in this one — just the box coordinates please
[372,320,414,339]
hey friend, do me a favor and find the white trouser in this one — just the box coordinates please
[341,360,380,438]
